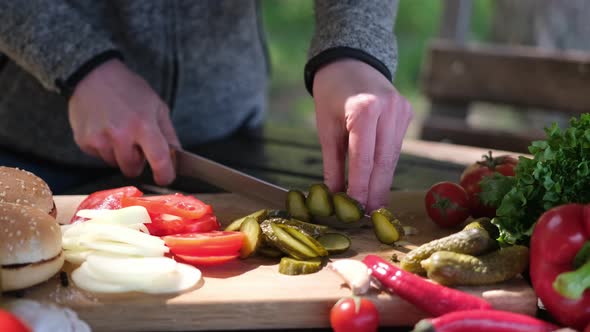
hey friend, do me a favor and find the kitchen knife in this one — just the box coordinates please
[171,147,289,207]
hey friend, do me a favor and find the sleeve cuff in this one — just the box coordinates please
[55,50,124,99]
[304,47,392,96]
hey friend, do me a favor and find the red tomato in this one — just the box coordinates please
[175,253,240,266]
[459,152,518,218]
[0,310,31,332]
[147,214,220,237]
[70,186,143,223]
[425,181,470,228]
[330,297,379,332]
[122,194,212,220]
[163,231,244,256]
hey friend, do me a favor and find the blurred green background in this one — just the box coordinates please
[261,0,494,136]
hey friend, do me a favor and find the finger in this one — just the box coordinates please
[316,109,347,193]
[157,104,181,148]
[136,121,176,186]
[90,136,117,167]
[111,129,146,177]
[345,94,380,209]
[367,97,414,212]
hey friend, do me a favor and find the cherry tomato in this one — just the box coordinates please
[163,231,244,256]
[122,193,212,220]
[0,309,31,332]
[70,186,143,223]
[459,152,518,218]
[175,253,240,266]
[425,181,470,228]
[330,297,379,332]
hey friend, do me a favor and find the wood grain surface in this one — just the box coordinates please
[14,191,538,332]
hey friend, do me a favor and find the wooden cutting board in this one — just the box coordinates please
[14,191,537,331]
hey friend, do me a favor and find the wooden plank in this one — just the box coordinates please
[15,192,537,332]
[421,40,590,113]
[421,115,542,153]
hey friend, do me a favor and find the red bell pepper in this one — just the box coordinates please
[529,203,590,330]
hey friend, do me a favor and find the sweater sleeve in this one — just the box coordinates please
[0,0,122,95]
[305,0,399,94]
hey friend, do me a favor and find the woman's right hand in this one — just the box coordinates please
[68,59,180,185]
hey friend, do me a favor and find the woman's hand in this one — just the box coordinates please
[68,59,180,185]
[313,59,413,212]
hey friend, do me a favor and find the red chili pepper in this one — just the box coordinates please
[529,203,590,331]
[362,255,492,316]
[410,309,559,332]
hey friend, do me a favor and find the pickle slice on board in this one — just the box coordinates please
[420,245,529,286]
[305,183,334,217]
[333,193,365,223]
[239,217,262,258]
[277,224,328,257]
[371,208,405,244]
[225,209,268,232]
[261,220,318,259]
[265,217,329,238]
[317,233,351,254]
[286,190,311,222]
[257,245,284,258]
[278,257,323,275]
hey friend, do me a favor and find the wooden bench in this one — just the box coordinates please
[419,0,590,153]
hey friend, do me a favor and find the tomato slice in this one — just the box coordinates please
[146,213,220,237]
[122,194,212,220]
[163,231,244,256]
[175,253,240,266]
[70,186,143,224]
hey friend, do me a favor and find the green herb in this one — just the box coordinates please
[484,114,590,245]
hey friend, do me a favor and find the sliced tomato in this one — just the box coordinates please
[183,214,220,233]
[163,231,244,256]
[122,193,212,220]
[70,186,143,224]
[175,253,240,266]
[146,213,220,237]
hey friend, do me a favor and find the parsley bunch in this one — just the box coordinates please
[480,114,590,245]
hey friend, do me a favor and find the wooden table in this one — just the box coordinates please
[44,125,540,332]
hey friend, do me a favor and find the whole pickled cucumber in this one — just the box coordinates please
[279,257,323,275]
[400,218,498,274]
[420,245,529,286]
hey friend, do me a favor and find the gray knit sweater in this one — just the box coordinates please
[0,0,398,167]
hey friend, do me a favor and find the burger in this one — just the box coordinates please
[0,166,56,218]
[0,202,64,291]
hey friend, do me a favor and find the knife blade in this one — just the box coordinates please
[172,148,289,207]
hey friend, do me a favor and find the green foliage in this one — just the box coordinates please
[487,114,590,245]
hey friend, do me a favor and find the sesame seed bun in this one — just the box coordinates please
[0,202,64,291]
[0,166,56,217]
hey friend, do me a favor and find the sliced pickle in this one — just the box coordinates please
[371,208,405,244]
[265,217,329,238]
[279,257,323,275]
[239,217,262,258]
[286,190,311,222]
[257,245,284,258]
[225,209,268,231]
[305,183,334,217]
[277,224,328,257]
[261,220,317,260]
[317,233,351,254]
[267,209,291,219]
[333,192,364,223]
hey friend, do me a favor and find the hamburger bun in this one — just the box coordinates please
[0,202,64,291]
[0,166,56,217]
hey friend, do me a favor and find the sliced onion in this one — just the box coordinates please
[79,240,168,257]
[76,206,151,225]
[142,263,202,294]
[64,250,95,265]
[85,254,177,285]
[64,223,165,247]
[72,263,136,293]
